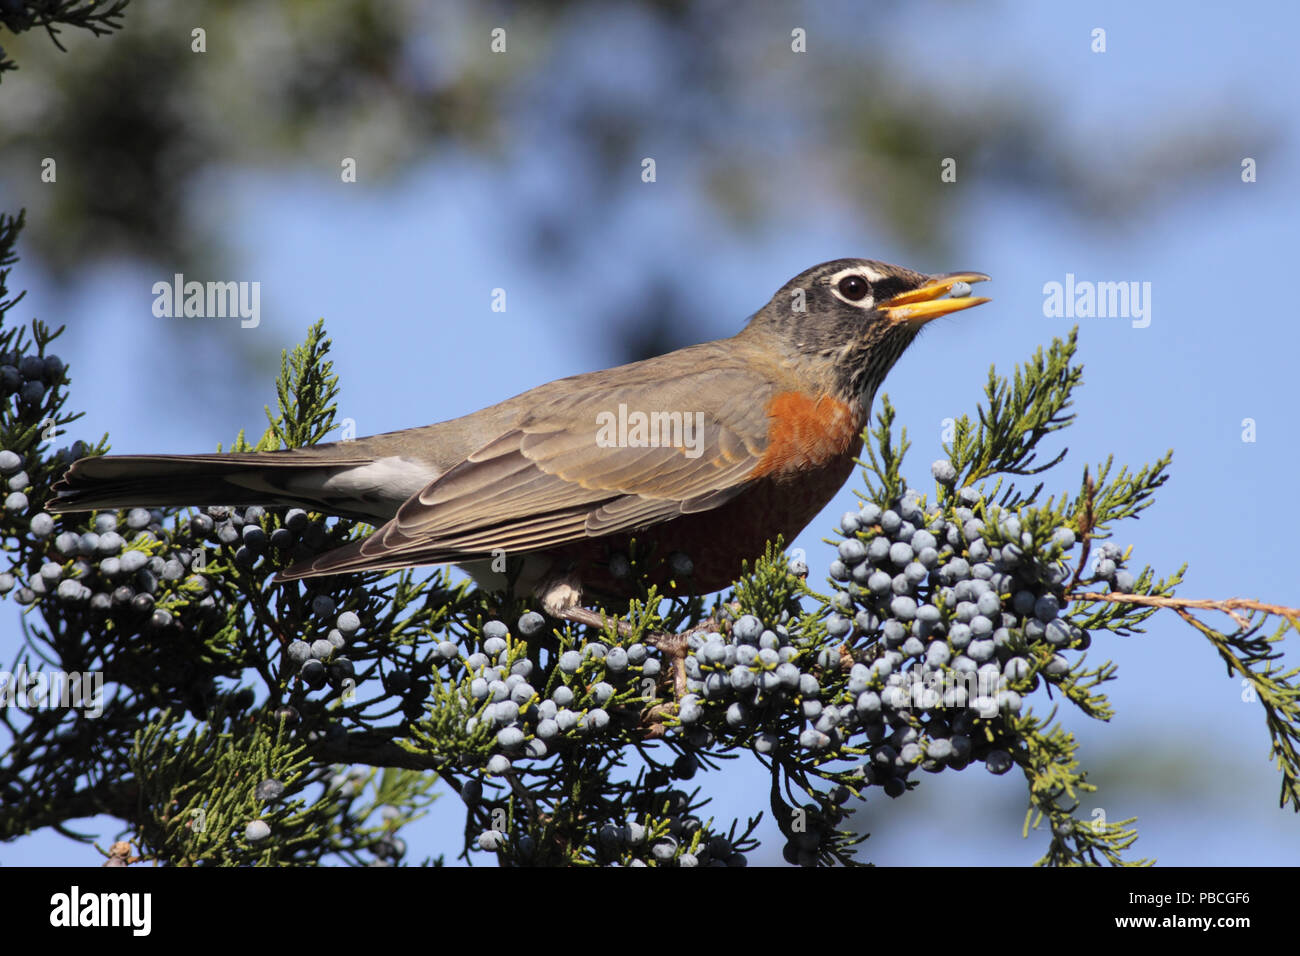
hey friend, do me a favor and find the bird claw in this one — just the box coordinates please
[537,572,584,617]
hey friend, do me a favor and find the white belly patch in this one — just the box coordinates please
[289,457,437,517]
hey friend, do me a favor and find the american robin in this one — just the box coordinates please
[48,259,988,615]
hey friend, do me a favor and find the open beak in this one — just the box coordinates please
[879,272,991,324]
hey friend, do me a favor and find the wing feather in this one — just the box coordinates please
[279,363,782,578]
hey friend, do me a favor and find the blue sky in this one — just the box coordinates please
[3,1,1299,865]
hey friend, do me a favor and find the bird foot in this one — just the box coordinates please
[537,571,584,618]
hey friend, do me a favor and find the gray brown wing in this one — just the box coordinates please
[280,369,776,578]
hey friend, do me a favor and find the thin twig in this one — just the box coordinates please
[1066,466,1095,595]
[1072,591,1300,626]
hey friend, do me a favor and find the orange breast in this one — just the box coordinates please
[753,391,865,479]
[544,390,869,600]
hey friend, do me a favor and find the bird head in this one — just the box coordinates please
[746,257,990,408]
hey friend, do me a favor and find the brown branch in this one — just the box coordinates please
[308,730,437,771]
[3,779,143,841]
[557,605,634,638]
[1072,591,1300,627]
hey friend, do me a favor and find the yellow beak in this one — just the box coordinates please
[879,272,991,324]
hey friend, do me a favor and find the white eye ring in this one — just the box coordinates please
[829,268,876,309]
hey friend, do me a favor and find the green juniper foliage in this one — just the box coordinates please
[0,0,130,80]
[0,211,1296,866]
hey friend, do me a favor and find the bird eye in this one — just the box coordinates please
[838,275,870,301]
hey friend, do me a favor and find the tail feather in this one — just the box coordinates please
[48,451,374,516]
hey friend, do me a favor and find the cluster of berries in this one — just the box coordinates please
[679,610,805,730]
[427,616,663,777]
[3,496,220,629]
[812,470,1117,785]
[0,350,63,414]
[3,482,356,637]
[663,468,1130,814]
[285,594,363,691]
